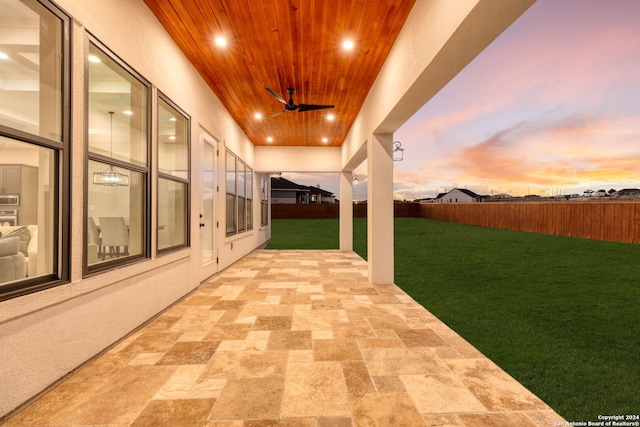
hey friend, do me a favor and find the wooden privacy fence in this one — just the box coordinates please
[419,201,640,244]
[271,201,640,244]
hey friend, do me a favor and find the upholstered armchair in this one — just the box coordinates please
[0,236,26,284]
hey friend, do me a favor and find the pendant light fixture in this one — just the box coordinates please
[93,111,130,186]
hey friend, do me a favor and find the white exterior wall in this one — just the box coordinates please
[253,146,342,173]
[272,190,298,204]
[440,189,476,203]
[0,0,268,418]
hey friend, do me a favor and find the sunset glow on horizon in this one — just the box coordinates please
[390,0,640,199]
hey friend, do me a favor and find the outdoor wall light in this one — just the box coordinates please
[393,141,404,162]
[352,174,359,186]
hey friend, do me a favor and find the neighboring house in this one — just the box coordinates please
[271,177,335,204]
[307,185,337,203]
[492,193,513,199]
[436,188,484,203]
[271,177,307,204]
[618,188,640,199]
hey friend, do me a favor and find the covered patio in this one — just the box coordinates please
[4,250,564,426]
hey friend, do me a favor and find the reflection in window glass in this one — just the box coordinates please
[0,137,57,288]
[226,193,236,236]
[260,174,269,227]
[157,178,186,250]
[226,151,236,194]
[0,0,68,300]
[87,43,147,167]
[237,161,246,198]
[238,197,246,233]
[226,150,236,236]
[87,160,145,265]
[238,161,246,232]
[86,39,149,272]
[157,94,189,253]
[225,150,255,236]
[158,98,188,177]
[246,167,253,230]
[0,0,63,141]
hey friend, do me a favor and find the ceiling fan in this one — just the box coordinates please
[266,87,334,117]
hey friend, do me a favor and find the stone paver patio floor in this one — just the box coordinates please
[3,250,565,426]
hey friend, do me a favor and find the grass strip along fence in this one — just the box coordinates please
[267,217,640,421]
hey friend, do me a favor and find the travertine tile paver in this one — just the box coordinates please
[3,250,565,427]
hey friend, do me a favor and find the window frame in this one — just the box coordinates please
[246,166,253,231]
[83,33,152,276]
[0,0,71,302]
[237,159,246,233]
[225,149,237,237]
[225,149,254,237]
[156,91,190,255]
[260,174,269,227]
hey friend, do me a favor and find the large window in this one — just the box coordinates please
[238,160,246,233]
[0,0,69,301]
[246,167,253,231]
[85,37,150,271]
[225,149,253,237]
[225,150,237,236]
[260,174,269,227]
[157,94,189,253]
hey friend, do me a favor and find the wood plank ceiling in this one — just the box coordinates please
[143,0,416,147]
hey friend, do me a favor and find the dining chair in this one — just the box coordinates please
[87,217,103,260]
[99,217,129,259]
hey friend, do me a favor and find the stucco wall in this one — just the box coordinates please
[439,190,476,203]
[0,0,267,418]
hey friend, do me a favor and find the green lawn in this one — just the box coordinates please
[267,217,640,421]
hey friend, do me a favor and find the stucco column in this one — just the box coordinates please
[367,133,394,284]
[339,171,353,251]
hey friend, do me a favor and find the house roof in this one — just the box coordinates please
[270,176,308,191]
[304,185,334,196]
[445,188,481,198]
[270,177,334,196]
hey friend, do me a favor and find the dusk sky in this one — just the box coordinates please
[284,0,640,200]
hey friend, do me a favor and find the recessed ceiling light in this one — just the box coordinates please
[169,117,177,122]
[169,136,176,141]
[254,113,263,120]
[0,52,9,60]
[342,40,354,50]
[123,110,133,115]
[322,137,328,143]
[327,114,335,121]
[88,54,101,63]
[215,36,227,47]
[267,137,273,143]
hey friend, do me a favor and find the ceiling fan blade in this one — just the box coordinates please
[266,87,287,105]
[269,108,286,118]
[298,103,335,112]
